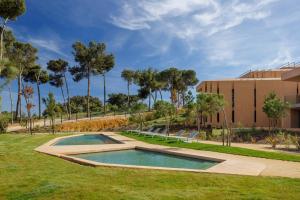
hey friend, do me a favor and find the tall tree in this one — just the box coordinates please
[0,0,25,66]
[7,42,37,120]
[0,58,18,115]
[47,59,71,119]
[121,69,135,108]
[178,70,198,106]
[158,68,182,106]
[70,41,114,118]
[96,52,114,115]
[23,65,49,119]
[0,29,17,114]
[135,68,157,111]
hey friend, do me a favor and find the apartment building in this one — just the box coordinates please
[197,63,300,129]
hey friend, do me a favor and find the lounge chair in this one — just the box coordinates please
[186,131,199,142]
[139,126,155,135]
[166,130,186,140]
[140,127,160,137]
[158,127,168,135]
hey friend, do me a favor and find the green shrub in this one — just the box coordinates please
[0,116,9,133]
[291,135,300,150]
[266,135,282,149]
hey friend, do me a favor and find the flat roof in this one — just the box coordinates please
[200,77,281,82]
[197,78,281,89]
[282,68,300,82]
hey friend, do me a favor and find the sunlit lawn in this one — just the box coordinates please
[121,131,300,162]
[0,133,300,200]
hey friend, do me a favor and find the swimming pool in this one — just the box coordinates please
[53,134,121,146]
[73,149,219,170]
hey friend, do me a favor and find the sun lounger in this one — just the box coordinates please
[166,130,186,140]
[186,131,199,142]
[158,127,167,135]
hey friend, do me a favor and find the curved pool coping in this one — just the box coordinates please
[35,132,300,178]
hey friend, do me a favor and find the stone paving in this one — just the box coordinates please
[35,132,300,178]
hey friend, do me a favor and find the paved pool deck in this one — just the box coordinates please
[35,132,300,178]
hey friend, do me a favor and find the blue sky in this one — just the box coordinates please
[2,0,300,112]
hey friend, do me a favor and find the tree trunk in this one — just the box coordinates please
[28,111,32,135]
[87,69,91,118]
[36,82,41,119]
[15,74,22,120]
[9,86,13,124]
[148,89,151,111]
[60,85,67,111]
[154,91,157,104]
[182,91,185,106]
[222,125,225,146]
[103,73,106,115]
[127,81,130,108]
[64,74,71,119]
[197,114,201,132]
[159,89,163,101]
[222,108,230,146]
[52,117,55,134]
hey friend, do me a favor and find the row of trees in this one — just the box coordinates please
[121,68,198,111]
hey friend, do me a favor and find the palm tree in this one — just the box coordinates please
[43,92,57,134]
[121,69,135,108]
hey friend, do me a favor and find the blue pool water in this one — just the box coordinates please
[74,149,218,170]
[53,134,120,145]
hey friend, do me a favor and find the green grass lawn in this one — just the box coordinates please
[121,131,300,162]
[1,134,300,200]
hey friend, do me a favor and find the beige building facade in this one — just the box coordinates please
[197,64,300,129]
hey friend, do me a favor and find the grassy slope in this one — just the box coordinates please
[121,132,300,162]
[0,134,300,200]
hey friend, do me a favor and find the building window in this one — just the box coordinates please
[205,83,207,92]
[217,83,219,94]
[232,88,235,108]
[254,110,257,123]
[254,88,257,108]
[217,113,220,123]
[232,110,235,123]
[210,83,212,92]
[297,84,299,95]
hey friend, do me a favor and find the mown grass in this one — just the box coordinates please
[121,131,300,162]
[1,133,300,200]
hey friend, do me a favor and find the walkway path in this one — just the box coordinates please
[193,139,299,154]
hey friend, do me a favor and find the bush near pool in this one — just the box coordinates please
[56,117,128,132]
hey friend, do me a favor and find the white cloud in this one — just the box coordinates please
[28,38,67,58]
[111,0,277,38]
